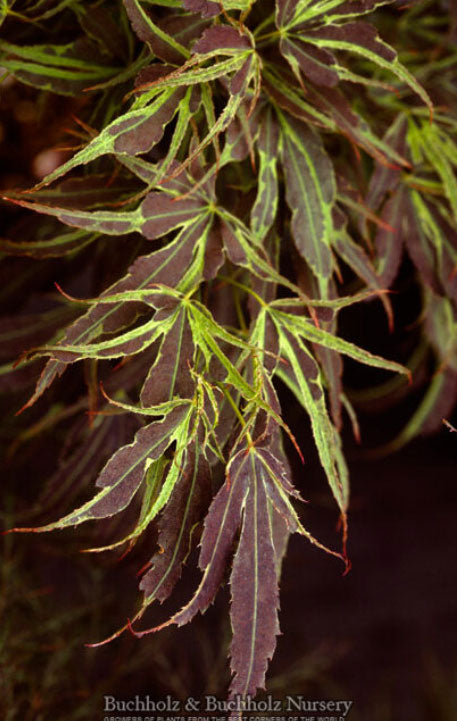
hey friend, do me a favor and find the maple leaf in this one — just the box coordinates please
[3,0,450,700]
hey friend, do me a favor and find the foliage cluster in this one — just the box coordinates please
[1,0,456,697]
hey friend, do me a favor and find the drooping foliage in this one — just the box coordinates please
[1,0,456,697]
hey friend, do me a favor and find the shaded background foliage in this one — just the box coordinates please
[1,0,457,718]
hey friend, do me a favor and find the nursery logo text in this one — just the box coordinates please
[103,694,354,719]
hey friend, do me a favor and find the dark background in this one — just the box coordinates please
[3,414,456,721]
[1,39,457,721]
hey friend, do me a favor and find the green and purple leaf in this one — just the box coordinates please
[11,406,189,531]
[279,111,335,281]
